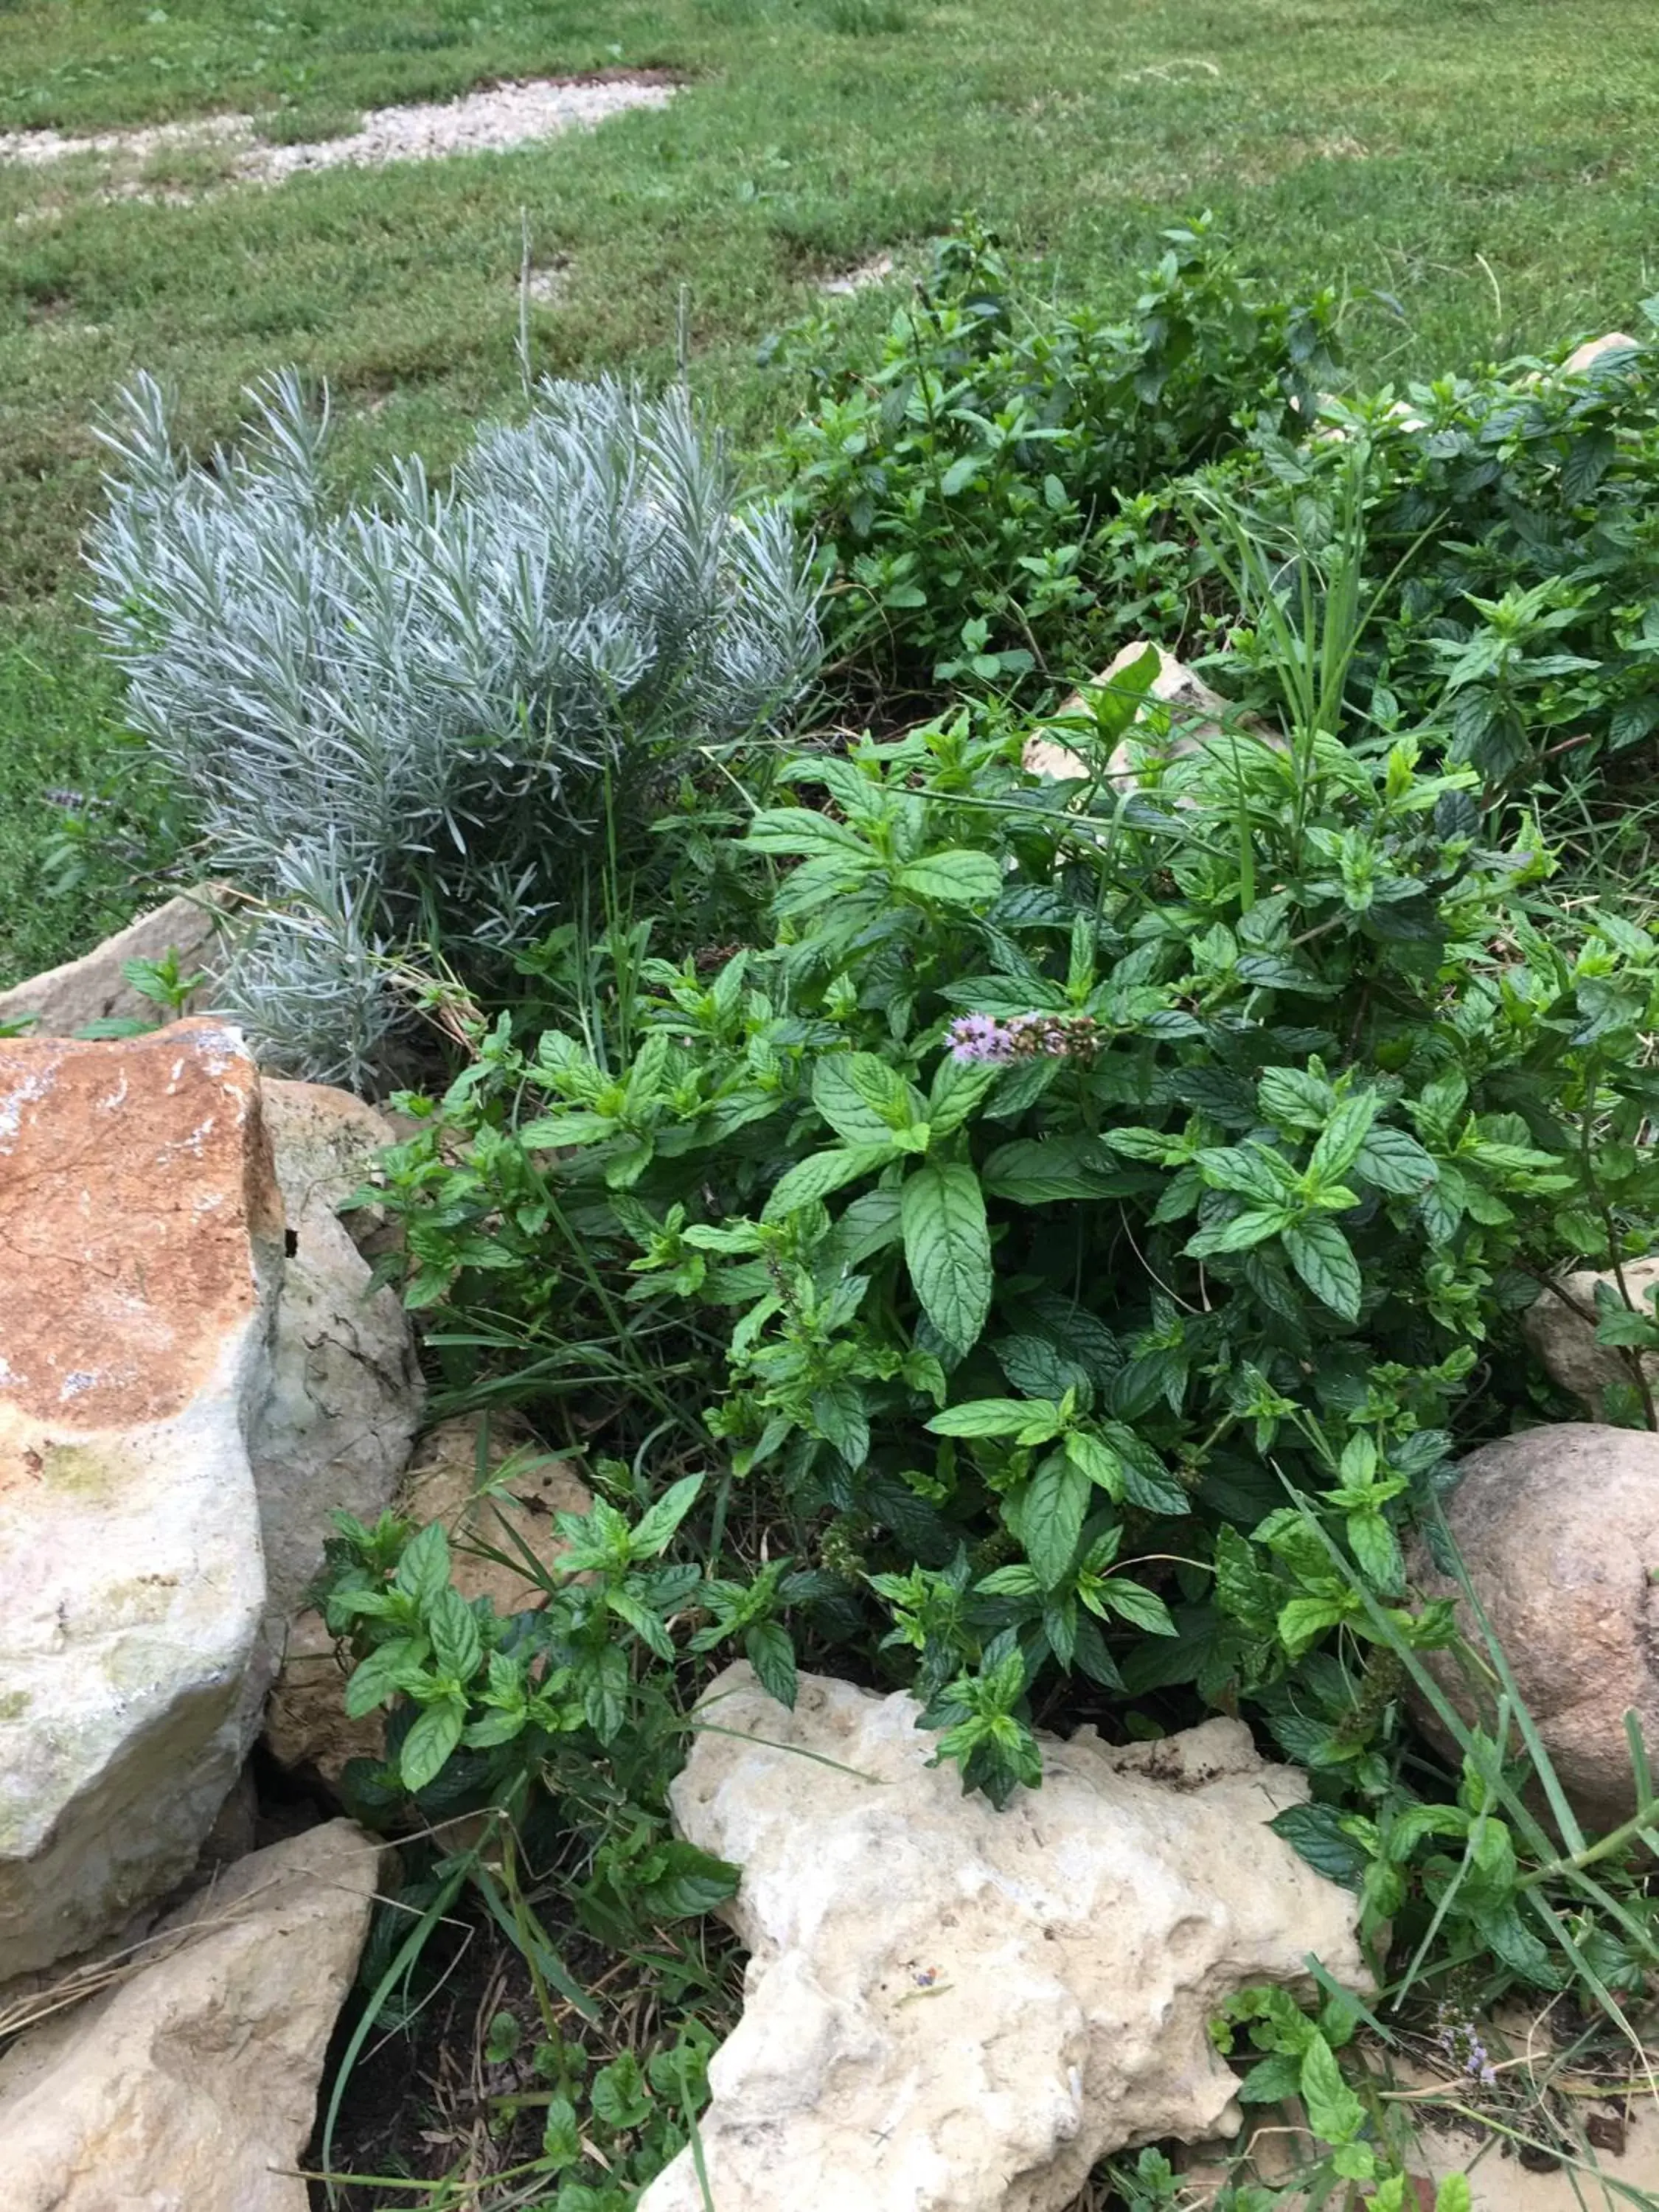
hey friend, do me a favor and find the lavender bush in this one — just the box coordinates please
[87,372,821,1087]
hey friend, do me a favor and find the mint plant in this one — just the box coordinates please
[367,649,1659,1843]
[774,218,1337,695]
[318,1472,731,1858]
[1191,309,1659,790]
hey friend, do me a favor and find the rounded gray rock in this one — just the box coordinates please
[1409,1422,1659,1834]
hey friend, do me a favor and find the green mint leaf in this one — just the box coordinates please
[399,1696,467,1795]
[1282,1215,1363,1321]
[902,1161,993,1354]
[1018,1451,1091,1588]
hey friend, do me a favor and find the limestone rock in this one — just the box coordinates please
[1023,641,1276,788]
[264,1413,590,1783]
[400,1413,593,1615]
[253,1079,422,1668]
[1408,1424,1659,1833]
[1521,1259,1659,1417]
[0,1819,382,2212]
[0,886,230,1038]
[1564,331,1640,376]
[0,1022,282,1978]
[639,1666,1368,2212]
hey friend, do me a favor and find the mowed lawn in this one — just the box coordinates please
[2,0,1657,980]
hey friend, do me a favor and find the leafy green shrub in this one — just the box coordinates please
[1205,313,1659,787]
[327,651,1659,2212]
[773,218,1337,696]
[369,651,1659,1854]
[87,372,821,1087]
[776,220,1657,838]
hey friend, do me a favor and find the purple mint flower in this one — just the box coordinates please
[947,1014,1010,1063]
[1434,2006,1498,2089]
[946,1009,1102,1066]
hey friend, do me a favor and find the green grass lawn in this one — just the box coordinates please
[3,0,1658,981]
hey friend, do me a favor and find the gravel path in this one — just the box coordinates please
[0,76,675,183]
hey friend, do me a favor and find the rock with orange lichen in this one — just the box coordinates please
[0,1022,284,1977]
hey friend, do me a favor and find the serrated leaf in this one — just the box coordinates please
[630,1472,704,1557]
[1072,1610,1126,1689]
[821,1187,905,1274]
[1354,1123,1439,1196]
[1112,1443,1189,1516]
[1019,1452,1091,1588]
[981,1135,1122,1204]
[636,1839,740,1919]
[394,1520,452,1610]
[1213,1524,1278,1635]
[928,1396,1058,1438]
[812,1376,870,1466]
[745,807,872,859]
[1064,1427,1122,1497]
[1561,426,1616,504]
[896,851,1005,906]
[928,1054,1000,1135]
[813,1054,915,1147]
[1347,1509,1403,1592]
[975,1562,1043,1598]
[591,2053,652,2130]
[541,2095,582,2168]
[518,1110,616,1147]
[995,1334,1093,1402]
[1299,2033,1365,2146]
[1195,1143,1297,1203]
[344,1635,429,1719]
[607,1585,675,1660]
[902,1162,992,1353]
[764,1144,897,1220]
[745,1620,799,1708]
[1307,1091,1379,1185]
[1278,1592,1353,1657]
[1186,1205,1297,1257]
[583,1643,629,1742]
[428,1586,482,1682]
[400,1697,466,1794]
[1099,1577,1177,1634]
[1237,2051,1304,2104]
[1268,1802,1371,1891]
[1282,1215,1363,1320]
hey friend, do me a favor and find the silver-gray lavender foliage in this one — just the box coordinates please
[86,370,821,1086]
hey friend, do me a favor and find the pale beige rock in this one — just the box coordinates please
[253,1079,422,1660]
[401,1413,593,1613]
[1522,1259,1659,1417]
[638,1666,1367,2212]
[263,1413,590,1782]
[1408,1424,1659,1834]
[0,886,230,1037]
[1564,332,1640,375]
[1023,641,1277,787]
[0,1023,282,1978]
[0,1819,382,2212]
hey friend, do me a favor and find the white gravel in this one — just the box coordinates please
[0,76,675,184]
